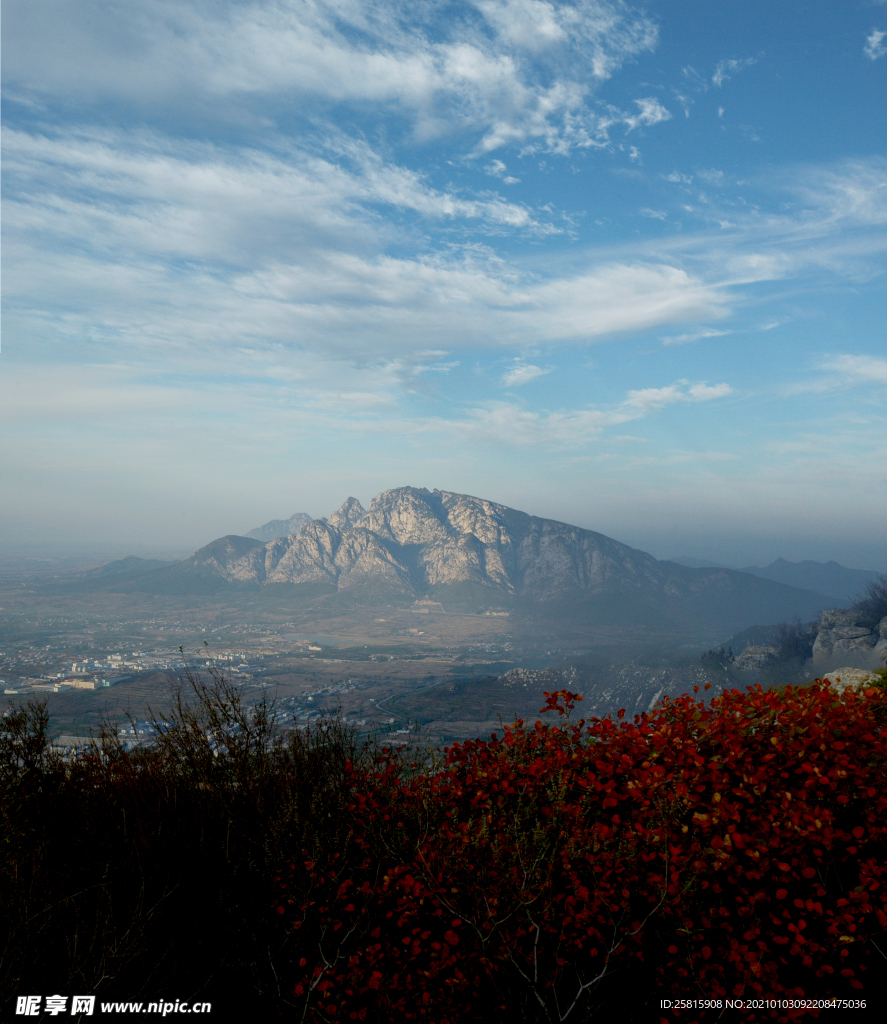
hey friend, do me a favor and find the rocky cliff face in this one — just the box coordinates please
[326,497,367,532]
[811,608,887,668]
[146,487,834,635]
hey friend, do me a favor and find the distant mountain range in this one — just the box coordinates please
[79,487,843,638]
[668,556,880,602]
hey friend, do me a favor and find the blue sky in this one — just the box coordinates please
[2,0,886,568]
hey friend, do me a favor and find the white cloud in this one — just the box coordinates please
[688,382,732,401]
[623,97,671,131]
[623,380,731,412]
[712,57,757,88]
[440,378,733,446]
[3,0,661,156]
[820,354,887,384]
[11,130,887,376]
[3,124,733,361]
[501,360,550,386]
[661,327,731,346]
[484,158,520,183]
[864,28,887,60]
[624,380,732,411]
[624,384,690,411]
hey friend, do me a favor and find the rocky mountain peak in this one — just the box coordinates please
[363,487,453,545]
[326,496,367,531]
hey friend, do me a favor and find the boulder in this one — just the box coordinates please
[811,609,887,668]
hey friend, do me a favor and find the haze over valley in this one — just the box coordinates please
[3,486,883,746]
[2,0,885,752]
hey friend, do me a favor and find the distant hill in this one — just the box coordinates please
[101,487,837,638]
[739,558,881,602]
[80,556,173,577]
[245,512,313,542]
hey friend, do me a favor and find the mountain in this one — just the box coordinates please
[245,512,313,542]
[739,559,881,602]
[118,486,837,637]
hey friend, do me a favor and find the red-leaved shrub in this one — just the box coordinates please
[276,681,887,1022]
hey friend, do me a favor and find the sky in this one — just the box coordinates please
[2,0,886,569]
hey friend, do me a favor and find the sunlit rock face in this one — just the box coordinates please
[182,486,666,599]
[314,487,666,599]
[325,497,367,532]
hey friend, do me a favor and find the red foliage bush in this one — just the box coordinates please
[275,682,887,1022]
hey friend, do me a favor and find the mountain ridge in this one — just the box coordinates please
[669,556,879,602]
[95,486,837,637]
[739,558,881,602]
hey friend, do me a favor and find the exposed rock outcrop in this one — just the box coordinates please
[811,608,887,669]
[326,497,368,532]
[822,667,880,695]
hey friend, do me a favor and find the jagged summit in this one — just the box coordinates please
[326,496,367,531]
[116,486,837,635]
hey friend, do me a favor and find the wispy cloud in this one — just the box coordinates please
[3,125,734,361]
[864,28,887,60]
[624,380,732,412]
[712,57,757,88]
[661,327,731,347]
[820,354,887,384]
[623,97,671,131]
[484,158,520,183]
[501,359,550,386]
[444,379,733,447]
[4,0,661,157]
